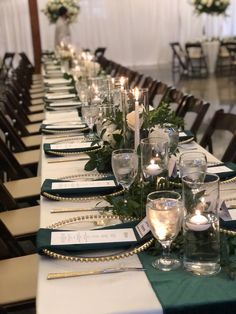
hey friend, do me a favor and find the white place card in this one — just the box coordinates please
[135,217,150,238]
[45,124,86,129]
[44,78,72,85]
[49,102,81,107]
[179,132,187,137]
[207,166,233,174]
[229,209,236,220]
[48,86,74,92]
[50,142,98,150]
[45,111,79,121]
[51,228,137,246]
[46,70,62,75]
[45,93,76,100]
[51,180,116,190]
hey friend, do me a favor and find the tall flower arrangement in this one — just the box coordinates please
[192,0,230,15]
[42,0,80,24]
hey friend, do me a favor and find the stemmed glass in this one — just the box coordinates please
[112,149,138,205]
[81,105,99,138]
[179,151,207,183]
[146,191,183,271]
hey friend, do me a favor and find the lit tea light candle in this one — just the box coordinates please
[146,159,161,176]
[186,210,210,232]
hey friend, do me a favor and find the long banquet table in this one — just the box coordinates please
[36,109,236,314]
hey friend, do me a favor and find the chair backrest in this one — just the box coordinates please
[0,136,29,180]
[185,42,205,59]
[170,42,187,70]
[0,110,26,152]
[140,76,153,89]
[0,180,19,210]
[160,87,188,113]
[200,109,236,162]
[94,47,106,61]
[151,81,169,108]
[0,219,24,259]
[177,96,210,137]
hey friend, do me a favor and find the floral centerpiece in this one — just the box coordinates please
[42,0,80,24]
[192,0,230,15]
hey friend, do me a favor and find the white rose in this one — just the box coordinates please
[207,0,213,7]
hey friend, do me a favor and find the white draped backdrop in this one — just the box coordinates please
[1,0,236,66]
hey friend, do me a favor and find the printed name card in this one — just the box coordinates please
[135,217,150,238]
[44,78,72,85]
[51,228,137,245]
[50,142,98,150]
[48,86,74,92]
[207,166,233,174]
[45,123,86,129]
[51,180,116,190]
[49,102,81,107]
[45,93,76,100]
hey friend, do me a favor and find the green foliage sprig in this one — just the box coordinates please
[142,102,184,130]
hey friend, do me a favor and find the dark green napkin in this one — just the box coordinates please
[43,141,99,155]
[41,121,87,134]
[220,219,236,231]
[41,177,122,198]
[179,130,194,142]
[37,220,149,254]
[208,162,236,180]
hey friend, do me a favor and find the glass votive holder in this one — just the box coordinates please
[141,137,169,183]
[182,173,220,276]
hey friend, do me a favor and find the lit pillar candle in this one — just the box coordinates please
[134,87,140,151]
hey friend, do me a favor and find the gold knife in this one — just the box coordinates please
[47,267,145,280]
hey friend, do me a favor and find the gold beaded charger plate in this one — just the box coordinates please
[40,214,154,262]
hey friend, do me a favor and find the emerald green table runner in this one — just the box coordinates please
[139,251,236,314]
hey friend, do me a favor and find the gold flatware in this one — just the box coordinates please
[50,206,113,213]
[47,267,145,280]
[47,157,89,163]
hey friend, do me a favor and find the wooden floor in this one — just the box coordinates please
[134,63,236,161]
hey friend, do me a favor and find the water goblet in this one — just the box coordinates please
[146,191,183,271]
[179,151,207,183]
[111,149,138,205]
[81,105,99,138]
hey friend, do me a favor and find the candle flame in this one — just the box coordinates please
[150,159,155,165]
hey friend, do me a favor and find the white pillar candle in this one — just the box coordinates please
[134,88,140,151]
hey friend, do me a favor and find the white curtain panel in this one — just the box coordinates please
[1,0,236,66]
[0,0,33,63]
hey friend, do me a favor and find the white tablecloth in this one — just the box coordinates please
[36,110,235,313]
